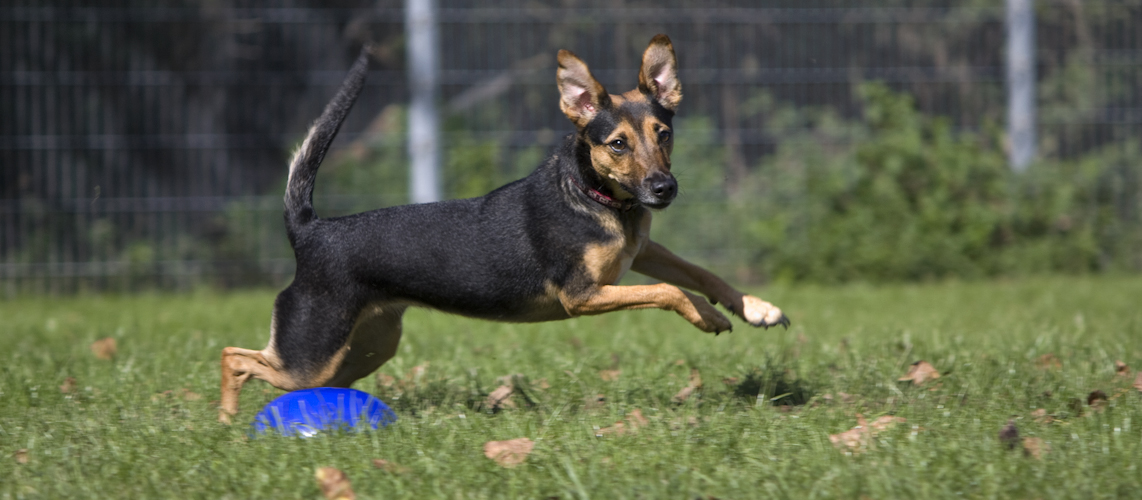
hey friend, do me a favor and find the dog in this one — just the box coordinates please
[219,34,788,422]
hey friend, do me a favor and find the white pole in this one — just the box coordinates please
[1006,0,1036,171]
[406,0,442,202]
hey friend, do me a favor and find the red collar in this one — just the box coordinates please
[569,176,639,212]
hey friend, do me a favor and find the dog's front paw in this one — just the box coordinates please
[679,290,733,334]
[741,295,789,329]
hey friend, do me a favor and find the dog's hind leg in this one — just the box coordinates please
[218,300,406,423]
[323,303,406,388]
[218,346,301,423]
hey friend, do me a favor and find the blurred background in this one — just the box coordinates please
[2,0,1140,294]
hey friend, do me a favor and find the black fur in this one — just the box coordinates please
[277,129,641,373]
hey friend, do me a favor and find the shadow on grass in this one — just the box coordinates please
[724,363,817,407]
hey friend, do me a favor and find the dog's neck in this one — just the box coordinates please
[566,135,640,212]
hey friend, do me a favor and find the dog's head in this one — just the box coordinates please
[557,34,682,209]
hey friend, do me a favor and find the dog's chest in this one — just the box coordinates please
[581,212,651,285]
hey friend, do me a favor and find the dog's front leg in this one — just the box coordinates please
[630,241,789,328]
[559,284,733,333]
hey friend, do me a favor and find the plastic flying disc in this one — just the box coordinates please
[252,387,396,437]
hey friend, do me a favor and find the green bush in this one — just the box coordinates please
[724,83,1142,283]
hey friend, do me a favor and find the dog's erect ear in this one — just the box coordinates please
[557,50,610,128]
[638,34,682,111]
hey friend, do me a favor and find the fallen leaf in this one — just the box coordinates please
[672,369,703,403]
[1087,390,1108,411]
[372,459,409,474]
[898,361,940,385]
[868,415,906,432]
[1035,353,1062,370]
[314,467,355,500]
[60,376,76,394]
[1115,360,1131,377]
[13,449,28,464]
[178,388,202,401]
[829,414,870,452]
[375,373,396,388]
[483,438,534,468]
[1022,436,1049,459]
[90,337,117,360]
[485,385,516,411]
[626,409,648,427]
[1030,408,1055,424]
[404,363,428,383]
[599,369,622,382]
[722,377,740,386]
[596,409,650,436]
[999,420,1020,450]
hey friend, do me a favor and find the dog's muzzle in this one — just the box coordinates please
[639,172,678,209]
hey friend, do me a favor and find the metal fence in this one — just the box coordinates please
[3,0,1141,293]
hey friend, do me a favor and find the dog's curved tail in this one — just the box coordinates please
[284,46,370,237]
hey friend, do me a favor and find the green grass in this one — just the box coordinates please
[2,277,1142,499]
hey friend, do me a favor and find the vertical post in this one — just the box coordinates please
[406,0,442,203]
[1006,0,1036,171]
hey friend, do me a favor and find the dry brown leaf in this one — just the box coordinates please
[372,459,409,474]
[483,438,534,468]
[1022,436,1049,459]
[626,409,648,428]
[596,409,649,437]
[375,373,396,388]
[599,369,622,382]
[59,376,76,394]
[178,388,202,401]
[13,449,28,464]
[672,369,703,403]
[1115,360,1131,377]
[90,337,117,360]
[999,420,1020,450]
[868,415,906,432]
[898,361,940,385]
[1035,353,1062,370]
[1030,408,1055,424]
[314,467,355,500]
[485,385,516,410]
[829,414,870,452]
[722,377,740,386]
[829,413,905,453]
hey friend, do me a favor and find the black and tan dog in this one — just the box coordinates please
[219,35,788,422]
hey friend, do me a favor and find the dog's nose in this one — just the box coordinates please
[649,175,677,200]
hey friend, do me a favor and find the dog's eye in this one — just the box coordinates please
[658,129,672,143]
[609,139,627,152]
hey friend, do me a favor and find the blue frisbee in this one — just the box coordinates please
[252,387,396,437]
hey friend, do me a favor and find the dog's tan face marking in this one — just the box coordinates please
[558,35,683,208]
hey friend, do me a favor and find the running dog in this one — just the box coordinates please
[219,35,788,422]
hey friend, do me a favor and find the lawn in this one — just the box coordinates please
[2,277,1141,499]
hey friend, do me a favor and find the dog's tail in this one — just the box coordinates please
[284,46,370,236]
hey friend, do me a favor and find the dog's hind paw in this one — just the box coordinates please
[741,295,790,329]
